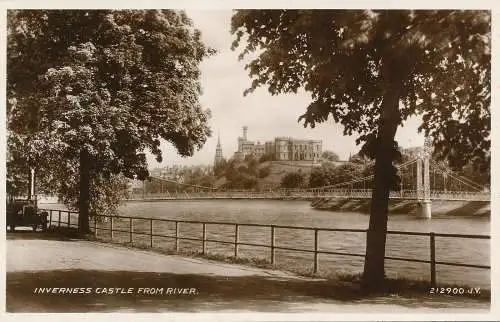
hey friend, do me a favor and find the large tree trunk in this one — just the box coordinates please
[362,86,401,292]
[78,149,91,233]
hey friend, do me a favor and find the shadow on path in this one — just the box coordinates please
[7,229,84,241]
[6,269,487,313]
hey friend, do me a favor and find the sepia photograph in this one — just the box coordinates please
[3,3,494,320]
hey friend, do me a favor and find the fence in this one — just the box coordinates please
[44,209,80,230]
[41,209,490,286]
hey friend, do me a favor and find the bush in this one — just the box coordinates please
[280,171,304,188]
[237,165,249,174]
[258,166,271,178]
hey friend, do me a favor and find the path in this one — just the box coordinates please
[6,232,489,313]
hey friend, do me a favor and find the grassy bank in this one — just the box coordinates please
[311,198,490,217]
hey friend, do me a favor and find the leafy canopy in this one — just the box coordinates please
[321,150,340,162]
[281,171,305,189]
[7,10,213,210]
[231,10,490,169]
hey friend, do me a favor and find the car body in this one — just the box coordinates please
[6,199,48,232]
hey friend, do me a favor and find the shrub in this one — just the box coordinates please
[258,166,271,178]
[280,171,304,188]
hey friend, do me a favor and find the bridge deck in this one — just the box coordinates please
[126,190,490,202]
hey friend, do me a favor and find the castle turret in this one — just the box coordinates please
[243,126,248,141]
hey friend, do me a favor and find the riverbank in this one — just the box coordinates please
[6,232,489,313]
[311,199,490,217]
[38,199,490,289]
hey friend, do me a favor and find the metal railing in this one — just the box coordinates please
[40,209,490,287]
[44,209,80,229]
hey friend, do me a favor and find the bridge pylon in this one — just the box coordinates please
[416,139,432,219]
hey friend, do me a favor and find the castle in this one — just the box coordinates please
[228,126,323,162]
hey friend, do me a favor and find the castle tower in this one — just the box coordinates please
[243,126,248,141]
[214,132,223,166]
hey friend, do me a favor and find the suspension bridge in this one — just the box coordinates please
[128,143,489,218]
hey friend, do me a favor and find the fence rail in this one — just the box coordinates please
[40,209,490,286]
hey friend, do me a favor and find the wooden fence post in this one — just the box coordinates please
[94,215,97,236]
[150,218,153,248]
[270,225,276,265]
[202,223,206,255]
[313,229,319,273]
[49,210,53,227]
[67,211,71,227]
[234,224,239,258]
[58,210,61,227]
[175,221,179,252]
[110,216,113,241]
[430,232,436,287]
[129,217,133,244]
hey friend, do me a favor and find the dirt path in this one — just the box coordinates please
[6,233,489,313]
[7,238,303,277]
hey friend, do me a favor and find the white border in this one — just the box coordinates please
[0,1,498,321]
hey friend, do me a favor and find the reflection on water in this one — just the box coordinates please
[115,200,489,288]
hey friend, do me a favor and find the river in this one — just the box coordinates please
[114,199,490,289]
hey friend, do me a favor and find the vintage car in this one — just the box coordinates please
[7,199,48,232]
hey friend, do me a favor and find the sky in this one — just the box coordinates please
[145,10,425,169]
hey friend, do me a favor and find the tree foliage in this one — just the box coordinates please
[222,158,260,189]
[231,10,490,168]
[8,10,214,224]
[214,158,228,176]
[231,9,490,291]
[309,162,365,188]
[258,166,271,178]
[281,171,305,189]
[321,150,340,162]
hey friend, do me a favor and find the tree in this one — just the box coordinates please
[309,162,336,187]
[349,152,371,165]
[231,10,490,291]
[258,166,271,178]
[8,10,214,232]
[246,156,259,175]
[237,164,249,174]
[198,174,216,188]
[322,150,340,162]
[6,134,32,197]
[281,171,305,189]
[214,158,228,176]
[308,161,366,188]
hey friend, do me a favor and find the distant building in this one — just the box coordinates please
[232,126,322,161]
[214,132,224,166]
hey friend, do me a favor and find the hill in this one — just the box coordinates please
[214,160,324,189]
[256,161,314,188]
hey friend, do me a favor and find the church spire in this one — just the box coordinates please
[214,130,223,167]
